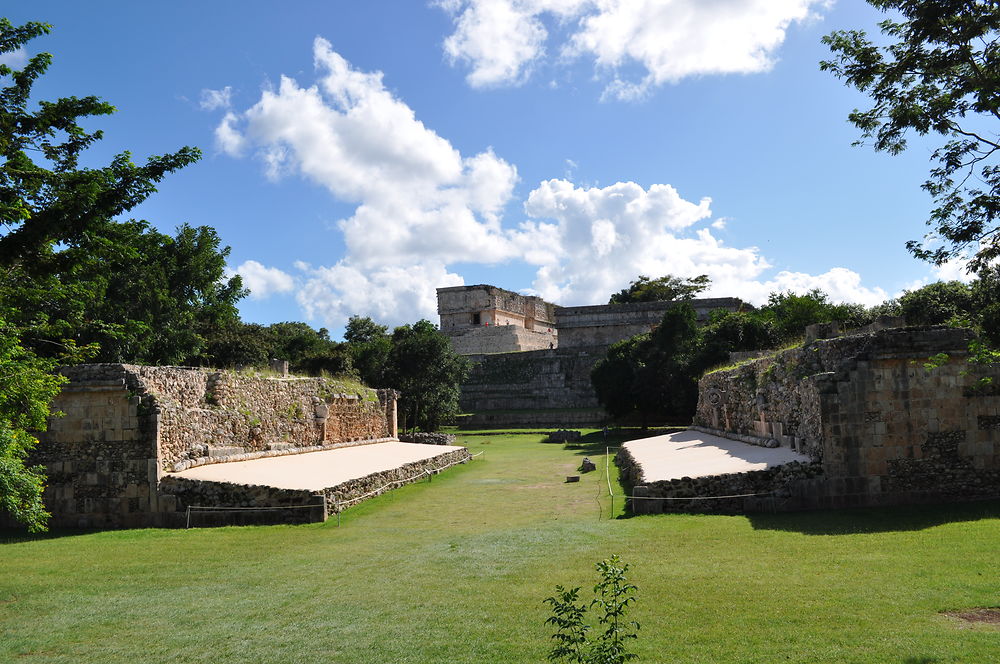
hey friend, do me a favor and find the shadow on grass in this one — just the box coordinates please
[747,499,1000,535]
[0,527,101,544]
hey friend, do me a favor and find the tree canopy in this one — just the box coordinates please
[0,19,200,266]
[821,1,1000,274]
[385,320,470,432]
[0,316,64,532]
[0,19,216,530]
[608,274,710,304]
[591,304,705,426]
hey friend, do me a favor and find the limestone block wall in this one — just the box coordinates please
[447,325,557,355]
[555,298,748,348]
[322,447,471,512]
[157,477,326,527]
[459,347,605,413]
[32,366,156,528]
[692,327,1000,509]
[28,364,397,528]
[617,445,823,514]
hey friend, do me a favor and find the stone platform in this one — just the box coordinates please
[621,430,809,482]
[616,430,820,514]
[170,441,467,490]
[160,441,472,525]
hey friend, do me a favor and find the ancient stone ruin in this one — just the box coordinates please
[438,284,749,427]
[619,325,1000,512]
[19,364,469,529]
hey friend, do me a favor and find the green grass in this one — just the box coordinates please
[3,431,998,663]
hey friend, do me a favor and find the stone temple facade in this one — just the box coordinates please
[438,284,747,354]
[438,285,558,354]
[438,284,750,427]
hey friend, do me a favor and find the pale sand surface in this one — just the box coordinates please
[169,442,465,491]
[623,430,810,482]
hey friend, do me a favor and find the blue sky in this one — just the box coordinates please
[5,1,967,338]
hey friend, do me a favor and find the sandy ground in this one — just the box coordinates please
[169,442,465,491]
[622,430,810,482]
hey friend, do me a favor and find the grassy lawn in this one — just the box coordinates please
[2,431,998,663]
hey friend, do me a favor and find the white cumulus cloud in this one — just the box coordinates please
[217,38,523,325]
[219,37,887,329]
[295,261,464,325]
[234,260,296,299]
[516,178,885,307]
[436,0,830,98]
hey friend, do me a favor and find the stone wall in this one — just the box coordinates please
[446,324,557,355]
[555,297,748,348]
[690,326,1000,509]
[157,477,326,527]
[460,348,604,408]
[26,364,399,528]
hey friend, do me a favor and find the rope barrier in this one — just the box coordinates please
[605,446,615,519]
[627,491,774,501]
[187,504,319,511]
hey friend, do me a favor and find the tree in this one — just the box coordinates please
[699,310,779,364]
[608,274,710,304]
[0,19,213,528]
[0,315,65,532]
[0,19,224,365]
[756,290,869,342]
[897,279,976,325]
[645,304,703,418]
[591,304,704,425]
[202,322,274,368]
[344,316,392,388]
[386,320,470,431]
[11,220,245,365]
[0,19,200,266]
[590,335,652,423]
[821,1,1000,274]
[344,315,388,344]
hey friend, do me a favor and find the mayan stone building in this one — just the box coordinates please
[15,364,427,529]
[617,324,1000,512]
[437,285,557,354]
[438,284,749,426]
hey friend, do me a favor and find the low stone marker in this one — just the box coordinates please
[547,429,581,444]
[579,458,596,473]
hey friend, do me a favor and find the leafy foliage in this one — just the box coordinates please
[821,1,1000,273]
[7,221,246,365]
[608,274,710,304]
[591,304,703,425]
[0,316,65,531]
[545,555,640,664]
[0,18,234,528]
[386,320,470,432]
[755,290,868,342]
[0,19,200,266]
